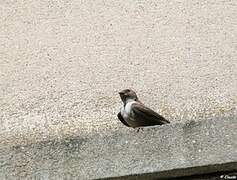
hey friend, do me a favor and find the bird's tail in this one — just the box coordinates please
[162,118,170,124]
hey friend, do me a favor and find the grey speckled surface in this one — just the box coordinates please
[0,0,237,145]
[0,117,236,179]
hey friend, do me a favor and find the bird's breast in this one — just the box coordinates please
[121,101,136,120]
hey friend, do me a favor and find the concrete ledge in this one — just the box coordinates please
[0,117,236,179]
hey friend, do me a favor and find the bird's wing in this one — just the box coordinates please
[117,112,130,127]
[132,103,170,126]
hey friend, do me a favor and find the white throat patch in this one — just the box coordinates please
[121,100,136,120]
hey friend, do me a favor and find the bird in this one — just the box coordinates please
[117,89,170,129]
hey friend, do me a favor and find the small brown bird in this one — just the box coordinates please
[117,89,170,128]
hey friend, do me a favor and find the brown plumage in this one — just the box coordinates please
[117,89,170,128]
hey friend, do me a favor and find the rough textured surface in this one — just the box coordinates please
[0,0,237,144]
[0,117,236,179]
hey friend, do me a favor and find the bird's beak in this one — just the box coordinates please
[119,91,124,95]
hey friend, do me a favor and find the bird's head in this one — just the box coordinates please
[119,89,138,103]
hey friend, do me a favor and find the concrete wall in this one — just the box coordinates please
[0,0,236,179]
[0,0,236,144]
[0,118,236,179]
